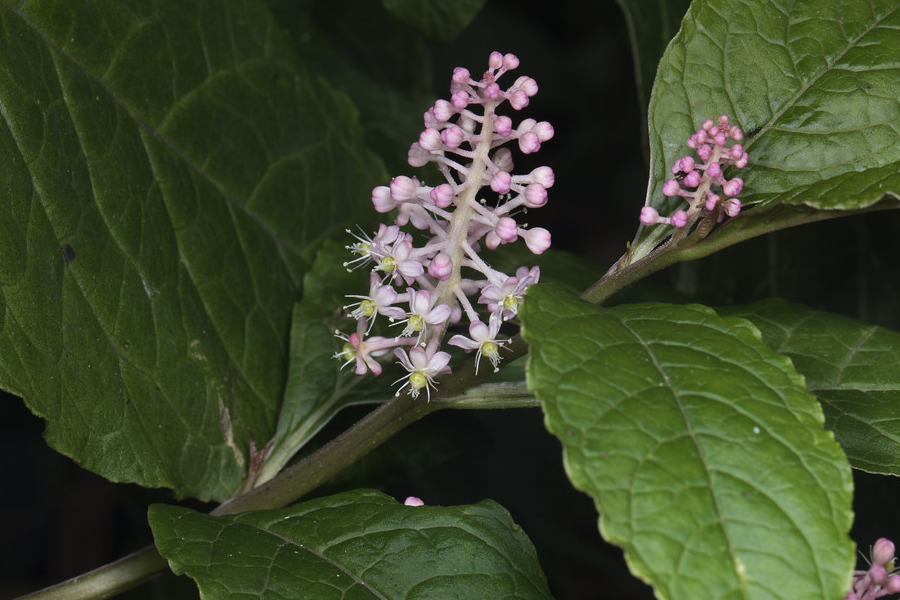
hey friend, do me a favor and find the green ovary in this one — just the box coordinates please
[409,371,427,392]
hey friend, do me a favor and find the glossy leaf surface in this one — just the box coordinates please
[720,299,900,475]
[521,284,854,600]
[0,0,382,500]
[150,489,553,600]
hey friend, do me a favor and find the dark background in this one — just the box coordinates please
[4,1,900,599]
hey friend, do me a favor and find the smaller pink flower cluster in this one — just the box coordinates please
[333,52,552,401]
[846,538,900,599]
[640,115,748,229]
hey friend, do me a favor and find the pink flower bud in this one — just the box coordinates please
[519,131,540,154]
[433,100,455,122]
[684,171,701,187]
[730,144,745,160]
[441,126,465,149]
[493,147,514,172]
[390,176,418,201]
[723,178,743,196]
[702,118,714,130]
[428,253,452,280]
[418,128,443,151]
[735,152,749,168]
[705,192,720,211]
[534,121,554,141]
[488,51,503,70]
[873,538,896,566]
[706,162,723,178]
[452,67,470,84]
[495,217,518,243]
[671,210,688,228]
[676,156,695,172]
[430,183,455,208]
[502,53,519,70]
[887,575,900,594]
[514,76,538,96]
[524,183,548,208]
[698,144,712,162]
[640,206,660,225]
[404,496,425,507]
[508,89,529,110]
[524,227,551,254]
[494,115,513,136]
[451,90,469,109]
[407,143,430,167]
[517,118,536,132]
[484,82,501,99]
[723,198,741,217]
[662,179,682,196]
[372,186,394,212]
[491,171,512,194]
[530,166,554,188]
[869,564,888,585]
[713,132,727,146]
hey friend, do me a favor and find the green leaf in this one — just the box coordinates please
[520,285,854,600]
[0,0,384,500]
[638,0,900,253]
[149,489,553,600]
[719,299,900,476]
[380,0,486,42]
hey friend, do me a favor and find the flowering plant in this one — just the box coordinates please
[3,2,900,600]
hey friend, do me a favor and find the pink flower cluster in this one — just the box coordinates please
[846,538,900,600]
[640,115,748,229]
[334,52,553,401]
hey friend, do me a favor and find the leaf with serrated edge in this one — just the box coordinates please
[149,489,553,600]
[0,1,384,500]
[719,299,900,476]
[520,284,853,600]
[638,0,900,254]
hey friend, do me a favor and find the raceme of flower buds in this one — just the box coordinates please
[640,115,749,230]
[333,52,553,400]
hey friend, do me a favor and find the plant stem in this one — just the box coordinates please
[581,201,899,305]
[15,546,167,600]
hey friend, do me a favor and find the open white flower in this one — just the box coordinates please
[393,346,451,401]
[448,313,508,374]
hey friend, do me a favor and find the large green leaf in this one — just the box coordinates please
[637,0,900,253]
[0,0,383,500]
[149,489,553,600]
[719,299,900,476]
[520,284,854,600]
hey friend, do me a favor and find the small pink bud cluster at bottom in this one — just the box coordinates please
[846,538,900,600]
[640,115,749,231]
[334,52,553,401]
